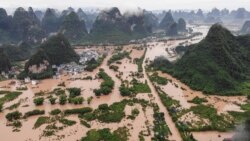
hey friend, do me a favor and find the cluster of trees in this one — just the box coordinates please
[81,127,129,141]
[94,70,114,96]
[108,51,130,65]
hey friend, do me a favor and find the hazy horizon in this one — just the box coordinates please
[1,0,250,13]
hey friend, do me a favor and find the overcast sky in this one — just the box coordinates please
[1,0,250,12]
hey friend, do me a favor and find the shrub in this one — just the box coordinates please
[119,84,132,96]
[33,97,44,106]
[50,109,62,115]
[68,97,84,104]
[87,96,93,104]
[64,107,93,115]
[188,96,208,104]
[67,88,81,98]
[98,104,109,110]
[49,97,57,104]
[59,95,67,105]
[33,116,51,129]
[6,111,22,121]
[24,110,45,118]
[80,120,91,128]
[59,118,76,126]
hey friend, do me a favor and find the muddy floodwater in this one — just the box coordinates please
[0,25,245,141]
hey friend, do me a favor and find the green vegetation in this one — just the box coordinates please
[5,111,22,121]
[50,109,62,115]
[119,79,151,97]
[127,108,140,120]
[85,56,105,72]
[33,116,51,129]
[81,101,127,123]
[59,11,87,42]
[134,48,146,72]
[67,87,81,98]
[68,97,84,104]
[87,96,93,104]
[154,86,196,141]
[81,127,129,141]
[241,103,250,111]
[49,97,57,104]
[94,70,114,96]
[18,34,79,80]
[59,95,67,105]
[108,51,130,65]
[5,101,21,110]
[0,90,9,94]
[53,88,65,96]
[119,84,132,96]
[64,107,93,115]
[24,110,45,118]
[188,96,208,104]
[152,112,171,141]
[130,79,151,94]
[82,76,93,80]
[149,72,168,85]
[189,105,234,131]
[151,24,250,95]
[109,65,119,71]
[59,118,76,126]
[33,97,45,106]
[80,120,91,128]
[0,91,22,111]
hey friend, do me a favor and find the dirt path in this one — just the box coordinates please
[143,48,182,141]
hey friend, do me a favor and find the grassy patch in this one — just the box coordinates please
[130,79,151,94]
[33,116,51,129]
[149,72,168,85]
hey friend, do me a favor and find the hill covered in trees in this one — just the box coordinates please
[18,34,79,79]
[0,48,11,73]
[152,24,250,95]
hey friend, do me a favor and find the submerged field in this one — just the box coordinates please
[0,25,249,141]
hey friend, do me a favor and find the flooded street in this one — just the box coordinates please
[0,25,245,141]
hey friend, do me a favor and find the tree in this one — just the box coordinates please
[33,97,44,106]
[59,95,67,105]
[5,111,22,121]
[49,97,56,104]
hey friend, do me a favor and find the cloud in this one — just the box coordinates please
[0,0,249,11]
